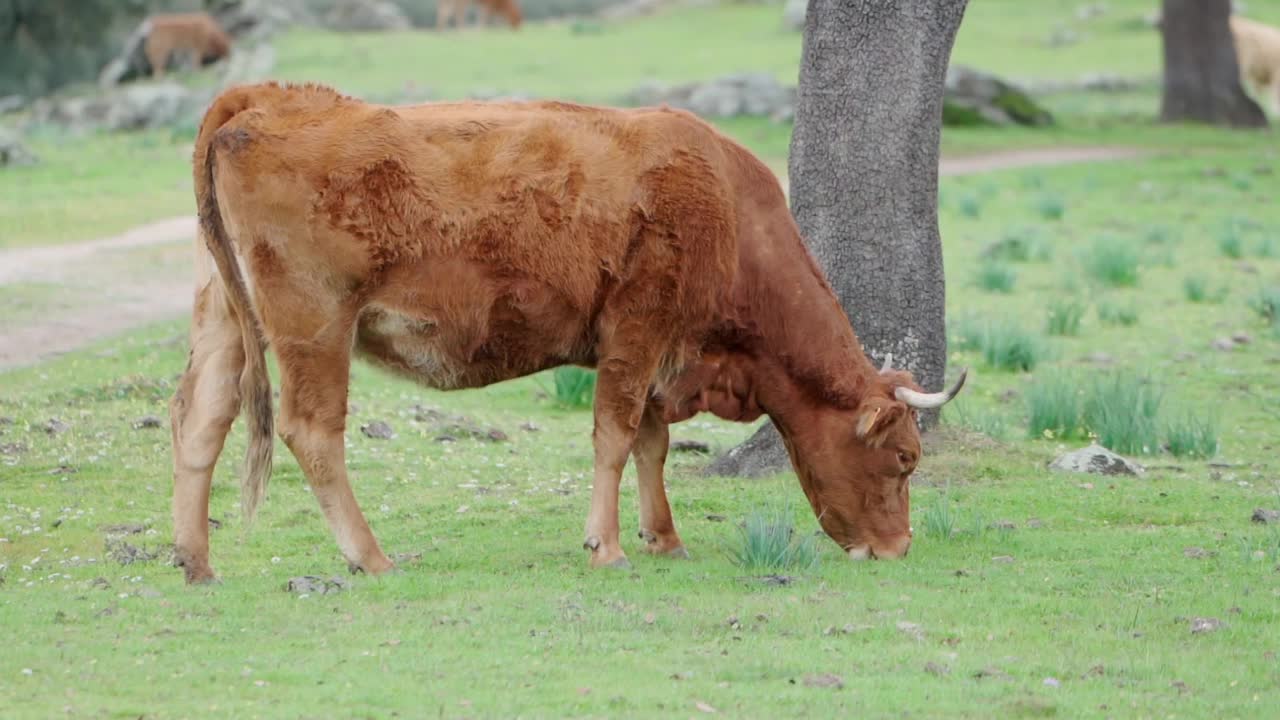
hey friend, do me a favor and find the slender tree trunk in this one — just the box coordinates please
[707,0,968,478]
[1159,0,1266,128]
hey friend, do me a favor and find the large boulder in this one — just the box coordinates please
[32,83,212,134]
[0,126,37,168]
[623,73,795,122]
[944,65,1054,127]
[625,68,1051,128]
[210,0,317,42]
[324,0,412,31]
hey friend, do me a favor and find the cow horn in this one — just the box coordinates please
[894,368,968,409]
[880,353,893,373]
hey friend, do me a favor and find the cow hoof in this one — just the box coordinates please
[184,569,219,585]
[348,554,397,576]
[664,546,690,560]
[600,556,632,570]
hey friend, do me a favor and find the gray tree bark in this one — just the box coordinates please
[1159,0,1266,128]
[707,0,967,478]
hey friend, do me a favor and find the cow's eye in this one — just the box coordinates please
[897,452,910,466]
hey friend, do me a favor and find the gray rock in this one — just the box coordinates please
[0,126,37,168]
[324,0,411,31]
[1251,508,1280,525]
[132,415,164,430]
[284,575,349,595]
[34,83,210,133]
[42,418,71,435]
[1075,3,1108,21]
[360,420,395,440]
[219,42,277,88]
[212,0,317,43]
[944,66,1053,127]
[782,0,807,31]
[0,95,26,115]
[1211,337,1235,352]
[1049,443,1145,476]
[1189,616,1223,634]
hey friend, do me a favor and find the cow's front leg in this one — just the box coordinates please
[275,336,394,576]
[633,401,687,558]
[583,356,656,569]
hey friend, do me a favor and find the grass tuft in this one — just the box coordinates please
[1045,299,1084,336]
[1083,371,1162,455]
[1248,286,1280,334]
[958,193,982,218]
[975,261,1017,293]
[726,504,820,572]
[1217,222,1244,259]
[1027,371,1082,440]
[1163,410,1220,458]
[985,228,1051,263]
[549,367,596,409]
[982,322,1047,372]
[1035,193,1065,220]
[1084,238,1140,287]
[1097,301,1139,326]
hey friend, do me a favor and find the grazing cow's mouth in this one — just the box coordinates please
[846,532,912,561]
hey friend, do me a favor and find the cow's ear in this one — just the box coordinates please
[854,397,904,445]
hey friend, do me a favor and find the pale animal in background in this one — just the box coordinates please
[1229,15,1280,114]
[436,0,523,30]
[143,12,233,78]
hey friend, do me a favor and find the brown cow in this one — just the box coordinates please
[170,81,965,584]
[143,13,232,79]
[436,0,523,30]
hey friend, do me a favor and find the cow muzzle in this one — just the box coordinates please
[846,534,912,560]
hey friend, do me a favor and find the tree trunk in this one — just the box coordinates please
[1159,0,1266,128]
[707,0,967,478]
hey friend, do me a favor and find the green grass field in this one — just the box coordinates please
[4,2,1280,717]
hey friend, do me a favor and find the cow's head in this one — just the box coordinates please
[783,356,966,560]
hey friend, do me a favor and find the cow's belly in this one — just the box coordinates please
[355,308,472,389]
[354,301,588,392]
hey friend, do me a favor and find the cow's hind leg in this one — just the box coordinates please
[633,401,687,558]
[170,276,244,584]
[274,334,394,576]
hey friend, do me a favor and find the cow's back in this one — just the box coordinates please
[203,83,745,389]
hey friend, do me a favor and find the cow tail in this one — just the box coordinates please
[194,92,274,526]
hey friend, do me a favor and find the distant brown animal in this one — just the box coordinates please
[143,13,232,78]
[436,0,522,30]
[170,81,965,584]
[1230,15,1280,114]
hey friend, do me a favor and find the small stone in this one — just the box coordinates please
[991,555,1015,564]
[1236,261,1259,274]
[1049,443,1144,476]
[1252,165,1274,176]
[801,673,844,689]
[0,416,13,425]
[925,661,950,676]
[997,388,1020,403]
[42,418,71,435]
[1183,547,1210,559]
[989,520,1017,530]
[1190,616,1223,634]
[1231,332,1252,345]
[49,464,77,475]
[896,621,924,640]
[1211,337,1235,352]
[519,421,540,432]
[1083,351,1115,365]
[284,575,348,595]
[671,439,711,454]
[132,415,163,430]
[360,420,395,440]
[704,514,727,522]
[1026,518,1044,529]
[1251,508,1280,524]
[1043,676,1061,688]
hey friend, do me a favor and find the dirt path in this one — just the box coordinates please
[0,146,1141,372]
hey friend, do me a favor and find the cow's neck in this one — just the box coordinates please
[735,234,876,417]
